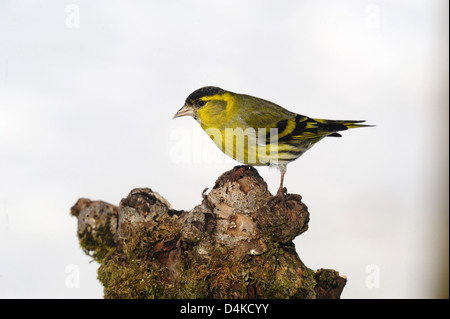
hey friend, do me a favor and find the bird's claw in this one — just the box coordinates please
[274,187,288,206]
[276,187,287,197]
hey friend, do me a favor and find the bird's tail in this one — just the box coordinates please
[314,118,373,129]
[311,118,374,137]
[341,120,374,129]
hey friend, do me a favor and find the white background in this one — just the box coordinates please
[0,0,448,298]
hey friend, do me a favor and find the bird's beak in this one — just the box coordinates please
[173,103,195,119]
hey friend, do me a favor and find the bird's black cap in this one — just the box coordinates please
[186,86,225,103]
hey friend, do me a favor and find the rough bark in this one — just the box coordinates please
[70,165,346,299]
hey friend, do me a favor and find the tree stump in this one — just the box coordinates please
[70,165,346,299]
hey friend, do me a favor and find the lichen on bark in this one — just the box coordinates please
[70,165,346,299]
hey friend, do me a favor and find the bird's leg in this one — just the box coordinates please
[276,169,287,198]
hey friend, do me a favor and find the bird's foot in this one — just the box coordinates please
[276,186,287,197]
[274,186,288,206]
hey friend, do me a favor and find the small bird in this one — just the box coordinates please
[173,86,372,196]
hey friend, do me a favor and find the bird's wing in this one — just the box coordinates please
[233,94,369,141]
[234,94,295,131]
[279,116,371,141]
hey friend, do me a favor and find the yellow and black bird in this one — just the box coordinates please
[174,86,372,196]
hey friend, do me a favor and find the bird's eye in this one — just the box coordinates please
[197,100,206,107]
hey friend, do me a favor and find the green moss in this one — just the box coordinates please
[78,217,116,263]
[96,227,318,299]
[245,241,317,299]
[315,268,341,288]
[98,248,210,299]
[98,257,165,298]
